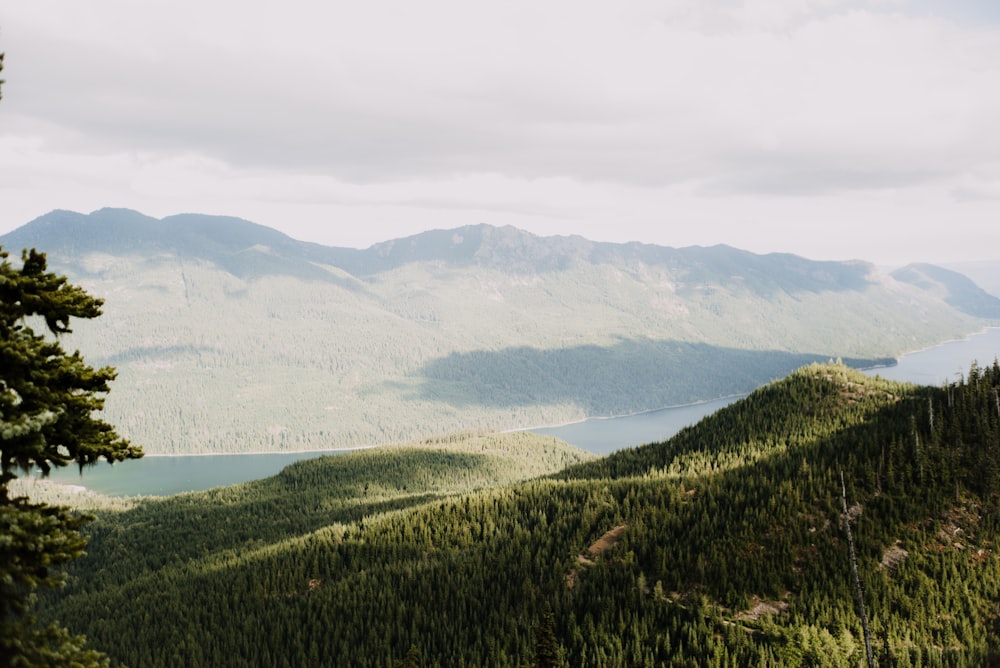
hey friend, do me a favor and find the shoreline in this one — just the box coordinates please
[887,325,998,361]
[101,326,1000,459]
[30,326,1000,498]
[506,393,746,434]
[140,444,378,458]
[512,327,1000,434]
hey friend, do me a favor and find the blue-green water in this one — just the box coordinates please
[863,328,1000,386]
[529,395,740,456]
[534,328,1000,454]
[39,450,348,497]
[39,328,1000,497]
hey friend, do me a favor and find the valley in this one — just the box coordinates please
[29,326,1000,497]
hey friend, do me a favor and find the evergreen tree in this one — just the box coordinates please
[535,606,563,668]
[0,247,142,665]
[393,644,421,668]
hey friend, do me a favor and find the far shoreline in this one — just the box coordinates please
[139,444,377,458]
[887,325,998,361]
[105,326,1000,459]
[506,393,747,435]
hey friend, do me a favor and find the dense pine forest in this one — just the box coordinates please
[36,361,1000,666]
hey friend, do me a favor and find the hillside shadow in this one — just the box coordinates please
[99,344,219,365]
[75,448,501,584]
[410,337,892,414]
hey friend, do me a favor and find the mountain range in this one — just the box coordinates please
[2,208,999,454]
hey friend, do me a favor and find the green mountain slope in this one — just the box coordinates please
[39,362,1000,666]
[0,209,992,454]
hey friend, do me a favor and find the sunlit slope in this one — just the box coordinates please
[41,362,1000,666]
[557,361,906,480]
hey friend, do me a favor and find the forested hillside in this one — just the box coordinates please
[39,361,1000,666]
[0,208,992,454]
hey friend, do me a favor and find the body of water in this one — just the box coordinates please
[529,396,740,456]
[39,328,1000,497]
[39,450,348,497]
[536,328,1000,454]
[862,328,1000,386]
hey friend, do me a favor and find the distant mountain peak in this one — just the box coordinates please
[892,262,1000,318]
[0,209,342,283]
[1,209,884,296]
[7,209,994,311]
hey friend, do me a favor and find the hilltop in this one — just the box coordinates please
[1,208,995,454]
[38,361,1000,665]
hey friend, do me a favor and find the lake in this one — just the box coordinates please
[39,328,1000,496]
[861,328,1000,386]
[532,327,1000,453]
[529,396,740,456]
[39,450,351,497]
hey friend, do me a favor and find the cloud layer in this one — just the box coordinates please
[1,0,999,264]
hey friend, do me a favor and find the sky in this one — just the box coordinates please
[2,1,1000,266]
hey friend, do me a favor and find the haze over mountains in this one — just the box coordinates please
[891,263,1000,319]
[2,208,998,454]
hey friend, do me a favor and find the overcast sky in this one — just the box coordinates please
[2,1,999,266]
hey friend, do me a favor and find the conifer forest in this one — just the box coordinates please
[30,361,1000,666]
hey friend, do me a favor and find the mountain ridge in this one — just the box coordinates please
[1,208,994,454]
[892,261,1000,318]
[6,208,876,292]
[5,209,960,300]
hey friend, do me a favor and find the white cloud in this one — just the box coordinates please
[1,0,999,263]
